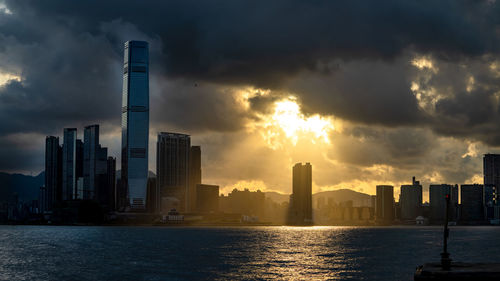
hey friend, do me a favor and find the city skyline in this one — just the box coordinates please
[3,2,500,280]
[2,1,500,198]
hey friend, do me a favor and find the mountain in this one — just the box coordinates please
[0,172,44,202]
[265,189,372,206]
[264,191,290,204]
[313,189,372,206]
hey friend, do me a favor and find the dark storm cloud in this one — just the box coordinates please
[150,80,248,132]
[0,0,500,179]
[4,0,500,86]
[330,126,436,168]
[288,58,425,126]
[414,55,500,146]
[0,134,44,172]
[0,29,122,135]
[0,0,498,135]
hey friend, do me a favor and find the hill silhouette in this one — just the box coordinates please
[265,189,372,207]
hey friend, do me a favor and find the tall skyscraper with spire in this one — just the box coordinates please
[121,40,149,210]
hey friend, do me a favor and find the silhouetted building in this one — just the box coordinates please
[460,184,484,222]
[108,157,117,209]
[429,184,459,223]
[93,146,108,204]
[290,162,312,225]
[196,184,219,213]
[376,185,394,223]
[62,128,83,200]
[146,177,157,213]
[96,156,115,209]
[44,136,62,212]
[116,178,127,211]
[156,132,190,212]
[188,146,201,212]
[483,154,500,220]
[83,125,100,200]
[484,184,496,220]
[121,40,149,210]
[399,177,422,220]
[220,188,265,217]
[39,186,48,214]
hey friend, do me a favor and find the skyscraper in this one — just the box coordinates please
[399,177,422,220]
[483,154,500,219]
[429,184,459,223]
[156,132,190,212]
[121,40,149,210]
[44,136,62,212]
[484,154,500,193]
[290,162,312,225]
[376,185,394,223]
[99,156,116,209]
[83,125,99,200]
[461,184,484,222]
[188,146,201,212]
[62,128,77,200]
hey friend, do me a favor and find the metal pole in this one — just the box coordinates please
[441,193,451,270]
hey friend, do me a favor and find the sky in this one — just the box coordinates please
[1,0,500,198]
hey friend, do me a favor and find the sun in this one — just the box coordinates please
[256,97,335,149]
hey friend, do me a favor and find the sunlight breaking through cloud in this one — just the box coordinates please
[252,97,335,149]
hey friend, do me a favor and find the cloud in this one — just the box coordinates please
[0,0,500,195]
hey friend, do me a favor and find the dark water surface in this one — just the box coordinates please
[0,225,499,280]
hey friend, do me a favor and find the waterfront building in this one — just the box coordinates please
[116,178,127,211]
[196,184,219,213]
[219,188,266,217]
[44,136,62,212]
[156,132,190,212]
[121,40,150,210]
[290,162,313,224]
[38,186,48,214]
[188,146,201,212]
[105,157,116,210]
[483,154,500,219]
[399,177,422,220]
[146,177,157,213]
[62,128,80,200]
[83,125,99,200]
[376,185,394,223]
[429,184,459,223]
[460,184,484,222]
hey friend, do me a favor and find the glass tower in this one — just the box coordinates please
[83,124,99,200]
[62,128,77,200]
[44,136,61,211]
[121,40,149,210]
[156,132,190,213]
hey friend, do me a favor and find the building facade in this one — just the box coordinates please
[83,125,99,200]
[44,136,62,212]
[399,177,422,220]
[461,184,484,222]
[62,128,78,200]
[290,162,312,225]
[188,146,201,212]
[196,184,219,213]
[156,132,190,212]
[121,40,150,210]
[483,154,500,219]
[376,185,394,223]
[429,184,459,223]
